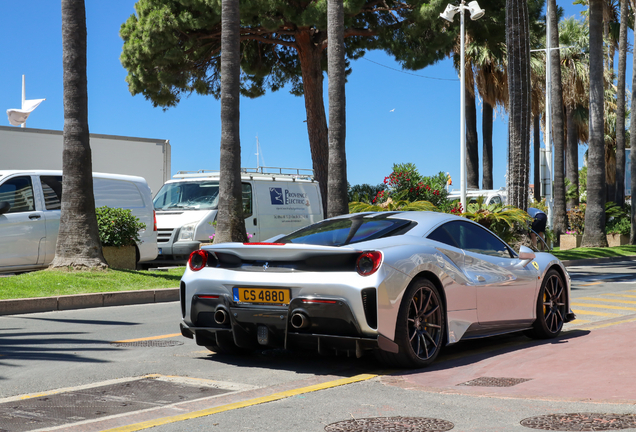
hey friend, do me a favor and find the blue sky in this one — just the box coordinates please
[0,1,611,193]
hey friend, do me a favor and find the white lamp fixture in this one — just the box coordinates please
[467,1,485,20]
[439,0,485,212]
[440,4,459,22]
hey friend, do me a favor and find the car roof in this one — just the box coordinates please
[0,170,147,184]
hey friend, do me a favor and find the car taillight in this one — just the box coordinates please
[356,251,382,276]
[153,210,157,231]
[188,250,208,271]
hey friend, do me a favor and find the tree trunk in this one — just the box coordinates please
[482,102,493,190]
[566,106,579,209]
[506,0,531,211]
[465,84,479,190]
[631,7,636,243]
[533,114,541,202]
[327,0,348,218]
[583,0,608,247]
[50,0,106,270]
[615,0,628,206]
[214,0,246,244]
[606,145,616,201]
[548,0,567,238]
[296,30,329,216]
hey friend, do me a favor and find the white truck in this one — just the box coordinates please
[447,188,507,206]
[152,167,324,264]
[0,126,171,195]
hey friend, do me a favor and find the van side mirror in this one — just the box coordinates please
[516,245,536,268]
[0,202,10,215]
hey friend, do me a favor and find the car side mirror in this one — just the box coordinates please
[517,245,536,268]
[0,201,10,215]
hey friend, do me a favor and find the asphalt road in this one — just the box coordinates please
[2,260,636,431]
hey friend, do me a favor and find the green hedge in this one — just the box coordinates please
[96,206,146,247]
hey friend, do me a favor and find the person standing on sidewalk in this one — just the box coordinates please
[528,207,547,250]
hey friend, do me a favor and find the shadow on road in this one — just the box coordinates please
[406,329,590,376]
[22,317,141,326]
[189,330,591,378]
[0,328,117,381]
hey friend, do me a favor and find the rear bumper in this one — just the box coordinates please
[181,293,379,355]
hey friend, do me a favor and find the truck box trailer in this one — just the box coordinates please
[0,126,171,195]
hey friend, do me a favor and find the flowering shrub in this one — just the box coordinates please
[566,205,585,235]
[96,206,146,247]
[372,164,452,211]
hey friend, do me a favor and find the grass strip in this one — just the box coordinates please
[0,268,185,300]
[550,245,636,261]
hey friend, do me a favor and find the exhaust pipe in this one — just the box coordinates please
[214,309,229,325]
[290,312,310,330]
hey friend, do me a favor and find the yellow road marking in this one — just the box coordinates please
[112,334,181,343]
[579,282,602,286]
[572,309,620,317]
[578,296,636,305]
[571,302,636,311]
[602,293,636,299]
[570,319,590,324]
[102,373,379,432]
[577,316,636,330]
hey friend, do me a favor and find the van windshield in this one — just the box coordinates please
[153,181,219,210]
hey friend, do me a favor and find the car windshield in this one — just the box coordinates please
[279,216,414,246]
[153,181,219,210]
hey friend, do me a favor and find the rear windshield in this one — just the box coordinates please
[279,216,414,246]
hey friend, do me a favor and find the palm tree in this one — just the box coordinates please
[454,42,480,190]
[582,0,609,247]
[559,17,590,208]
[214,0,246,244]
[471,42,508,190]
[50,0,106,270]
[327,0,348,218]
[631,0,636,243]
[614,0,628,206]
[506,0,532,210]
[530,37,546,203]
[548,0,567,238]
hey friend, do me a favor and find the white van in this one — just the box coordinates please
[447,188,507,206]
[152,167,323,263]
[0,170,158,273]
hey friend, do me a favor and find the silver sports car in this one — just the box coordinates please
[179,211,574,368]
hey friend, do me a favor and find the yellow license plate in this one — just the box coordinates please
[235,288,290,305]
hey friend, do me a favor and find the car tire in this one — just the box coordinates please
[376,278,445,368]
[527,269,566,339]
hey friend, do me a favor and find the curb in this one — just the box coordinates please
[561,255,636,267]
[0,288,179,316]
[2,256,635,316]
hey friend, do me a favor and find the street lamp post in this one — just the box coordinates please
[440,1,485,212]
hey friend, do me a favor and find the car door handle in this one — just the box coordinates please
[253,218,257,226]
[29,214,41,220]
[476,275,486,282]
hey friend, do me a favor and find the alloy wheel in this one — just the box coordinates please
[407,286,443,360]
[542,274,566,333]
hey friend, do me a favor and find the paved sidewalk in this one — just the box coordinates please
[384,318,636,404]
